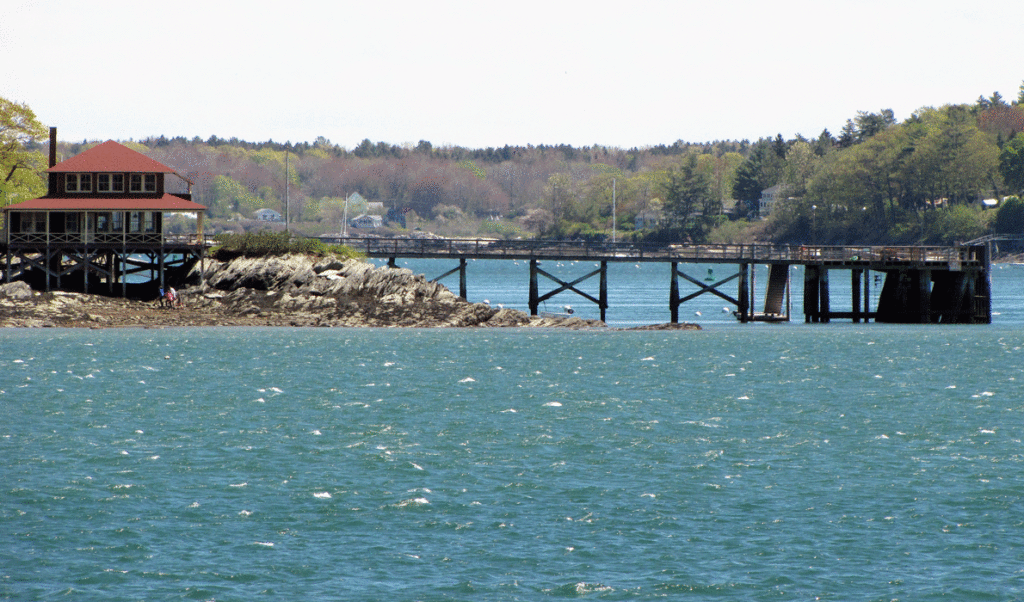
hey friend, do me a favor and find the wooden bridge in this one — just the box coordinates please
[321,236,992,325]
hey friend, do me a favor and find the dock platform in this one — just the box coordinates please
[320,237,991,325]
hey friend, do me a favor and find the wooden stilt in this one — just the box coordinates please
[459,258,467,300]
[819,268,830,323]
[864,269,871,321]
[599,260,607,322]
[529,259,539,315]
[803,265,819,322]
[852,269,861,323]
[669,262,679,324]
[919,268,932,323]
[737,263,749,323]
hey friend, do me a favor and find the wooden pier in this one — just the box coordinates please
[1,234,206,297]
[322,237,992,324]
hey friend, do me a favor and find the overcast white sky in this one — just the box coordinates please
[2,0,1022,150]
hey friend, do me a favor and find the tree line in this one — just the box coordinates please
[3,82,1024,245]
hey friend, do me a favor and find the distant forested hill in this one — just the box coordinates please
[40,83,1024,245]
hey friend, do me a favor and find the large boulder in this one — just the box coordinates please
[0,281,34,300]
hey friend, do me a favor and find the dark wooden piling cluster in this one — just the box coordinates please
[321,237,993,325]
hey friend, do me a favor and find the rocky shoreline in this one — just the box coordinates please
[0,254,699,331]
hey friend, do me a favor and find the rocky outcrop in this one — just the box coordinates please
[0,254,703,329]
[0,254,613,328]
[183,254,596,328]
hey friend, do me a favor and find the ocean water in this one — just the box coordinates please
[3,265,1024,601]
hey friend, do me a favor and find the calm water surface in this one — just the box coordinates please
[2,266,1024,601]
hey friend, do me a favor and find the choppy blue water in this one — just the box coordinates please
[3,265,1024,601]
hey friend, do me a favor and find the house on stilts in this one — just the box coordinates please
[2,128,207,297]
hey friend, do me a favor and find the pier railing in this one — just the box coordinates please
[3,230,206,248]
[322,237,984,266]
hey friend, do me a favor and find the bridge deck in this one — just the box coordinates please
[323,237,984,269]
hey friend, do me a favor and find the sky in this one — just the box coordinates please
[3,0,1022,151]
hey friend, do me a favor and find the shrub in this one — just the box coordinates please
[211,231,363,260]
[995,196,1024,234]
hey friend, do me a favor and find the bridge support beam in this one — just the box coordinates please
[430,258,468,299]
[670,262,745,323]
[529,259,607,321]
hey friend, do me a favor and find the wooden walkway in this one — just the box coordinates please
[320,237,991,325]
[323,237,978,266]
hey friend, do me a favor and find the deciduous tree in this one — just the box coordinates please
[999,134,1024,195]
[0,97,47,208]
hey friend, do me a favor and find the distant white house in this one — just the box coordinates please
[759,185,790,216]
[350,214,383,229]
[254,208,282,222]
[634,208,664,229]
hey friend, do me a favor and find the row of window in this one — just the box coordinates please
[15,211,158,234]
[65,173,157,193]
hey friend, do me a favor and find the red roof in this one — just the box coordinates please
[48,140,176,174]
[5,194,206,212]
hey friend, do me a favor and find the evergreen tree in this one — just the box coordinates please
[662,155,711,235]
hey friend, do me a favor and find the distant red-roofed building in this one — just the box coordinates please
[2,130,207,296]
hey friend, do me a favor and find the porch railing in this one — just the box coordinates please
[4,231,205,247]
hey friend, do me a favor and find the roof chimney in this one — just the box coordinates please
[49,127,57,168]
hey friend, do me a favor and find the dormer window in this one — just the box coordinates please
[130,174,157,193]
[65,173,92,193]
[97,173,124,193]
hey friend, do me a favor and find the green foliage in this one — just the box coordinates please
[209,175,260,218]
[704,219,760,244]
[661,155,711,238]
[999,134,1024,195]
[457,160,487,180]
[995,196,1024,234]
[481,220,522,238]
[732,140,785,208]
[211,231,362,260]
[547,220,605,241]
[0,96,47,210]
[922,205,993,244]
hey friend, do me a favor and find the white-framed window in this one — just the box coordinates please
[130,173,157,193]
[65,173,92,193]
[97,173,125,193]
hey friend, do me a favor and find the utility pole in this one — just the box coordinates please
[612,178,617,243]
[284,151,290,232]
